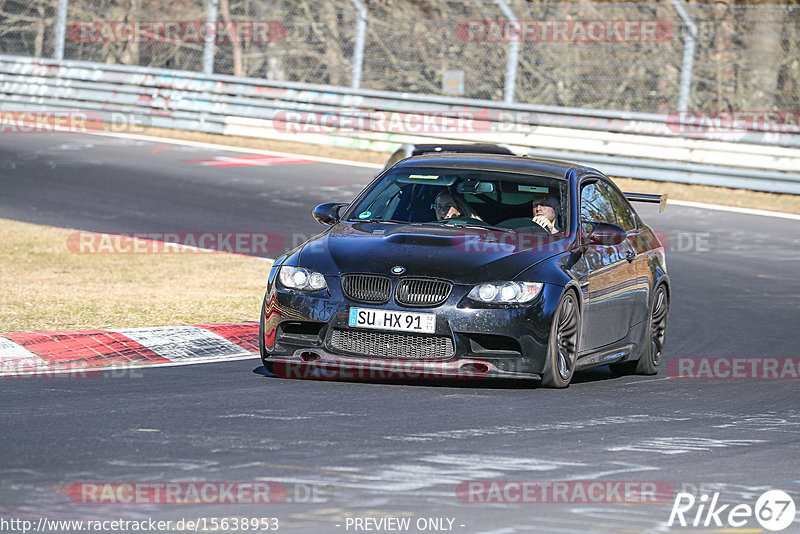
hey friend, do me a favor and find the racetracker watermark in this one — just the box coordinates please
[0,111,149,134]
[667,357,800,379]
[66,232,285,255]
[0,517,279,534]
[0,358,144,379]
[272,110,492,135]
[667,111,800,135]
[263,230,710,256]
[66,229,714,257]
[62,482,332,504]
[456,19,673,43]
[451,230,710,254]
[668,489,796,531]
[456,480,674,504]
[68,21,286,44]
[272,109,703,135]
[269,360,500,381]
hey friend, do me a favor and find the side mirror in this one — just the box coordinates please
[586,222,627,246]
[312,202,346,225]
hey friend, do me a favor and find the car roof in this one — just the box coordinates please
[392,153,587,180]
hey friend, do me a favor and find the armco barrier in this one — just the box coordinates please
[1,55,799,194]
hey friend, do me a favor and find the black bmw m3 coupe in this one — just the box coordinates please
[260,154,669,388]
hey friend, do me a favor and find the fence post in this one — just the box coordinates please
[54,0,68,60]
[671,0,696,112]
[349,0,367,90]
[495,0,519,104]
[203,0,220,75]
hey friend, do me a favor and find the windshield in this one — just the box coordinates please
[345,166,569,234]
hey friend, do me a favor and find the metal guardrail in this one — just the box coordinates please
[1,54,799,194]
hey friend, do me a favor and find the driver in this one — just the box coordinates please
[434,192,463,220]
[531,194,560,234]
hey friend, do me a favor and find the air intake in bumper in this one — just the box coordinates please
[329,329,454,360]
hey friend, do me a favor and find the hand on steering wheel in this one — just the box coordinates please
[532,214,558,234]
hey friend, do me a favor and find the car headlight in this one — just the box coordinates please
[278,266,327,291]
[468,281,543,304]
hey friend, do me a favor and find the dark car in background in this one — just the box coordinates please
[260,154,669,388]
[382,143,515,170]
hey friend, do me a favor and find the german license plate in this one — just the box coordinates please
[348,307,436,334]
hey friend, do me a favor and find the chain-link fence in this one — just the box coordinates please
[0,0,58,58]
[1,0,798,114]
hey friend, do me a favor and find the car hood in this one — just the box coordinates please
[297,222,570,283]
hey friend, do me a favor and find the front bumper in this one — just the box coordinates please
[261,277,563,379]
[265,349,540,381]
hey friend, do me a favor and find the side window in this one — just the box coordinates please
[580,182,615,225]
[599,182,637,231]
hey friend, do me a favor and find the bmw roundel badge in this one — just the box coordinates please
[391,266,406,275]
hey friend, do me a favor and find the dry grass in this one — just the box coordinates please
[0,218,270,333]
[137,127,800,215]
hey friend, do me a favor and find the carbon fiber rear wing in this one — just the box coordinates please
[624,192,668,213]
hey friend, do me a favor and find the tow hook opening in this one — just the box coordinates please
[299,351,320,362]
[459,362,490,375]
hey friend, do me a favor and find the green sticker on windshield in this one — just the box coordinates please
[358,211,372,219]
[519,185,549,193]
[408,174,439,180]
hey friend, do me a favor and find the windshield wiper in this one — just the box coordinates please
[425,220,516,233]
[351,218,407,224]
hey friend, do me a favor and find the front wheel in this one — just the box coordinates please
[258,295,268,364]
[541,290,581,388]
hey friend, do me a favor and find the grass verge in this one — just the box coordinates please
[0,218,270,333]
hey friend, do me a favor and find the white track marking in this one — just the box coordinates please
[0,337,51,375]
[622,376,672,386]
[607,437,765,455]
[112,326,252,362]
[91,131,384,169]
[0,337,44,363]
[669,199,800,221]
[385,415,690,442]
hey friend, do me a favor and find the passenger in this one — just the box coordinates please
[434,192,463,220]
[531,194,560,234]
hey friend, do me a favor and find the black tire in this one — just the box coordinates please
[541,290,581,388]
[610,284,669,376]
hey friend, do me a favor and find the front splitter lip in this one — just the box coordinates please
[264,350,540,381]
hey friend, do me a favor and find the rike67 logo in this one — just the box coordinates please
[668,489,796,531]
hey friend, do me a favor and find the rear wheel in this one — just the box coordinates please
[541,291,580,388]
[610,284,669,376]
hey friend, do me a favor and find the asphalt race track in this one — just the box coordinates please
[2,133,799,533]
